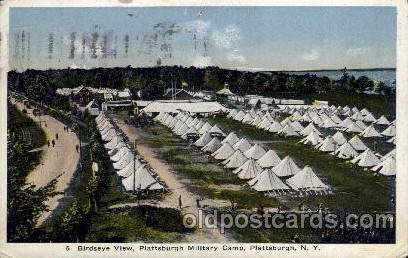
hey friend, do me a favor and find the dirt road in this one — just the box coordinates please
[114,118,236,243]
[12,99,80,225]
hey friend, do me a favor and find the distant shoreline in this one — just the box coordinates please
[268,68,396,73]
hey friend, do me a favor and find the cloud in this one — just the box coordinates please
[346,47,372,56]
[301,49,319,61]
[191,55,213,67]
[226,53,246,64]
[212,24,241,49]
[181,19,211,35]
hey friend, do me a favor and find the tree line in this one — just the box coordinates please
[8,66,395,103]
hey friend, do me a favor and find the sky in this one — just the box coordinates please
[9,7,396,72]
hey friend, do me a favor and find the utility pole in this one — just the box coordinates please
[133,138,137,195]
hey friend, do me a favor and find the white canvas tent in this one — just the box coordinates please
[371,156,395,176]
[351,148,381,167]
[248,169,291,192]
[233,138,252,152]
[349,135,368,151]
[315,136,337,152]
[332,131,347,145]
[222,150,248,169]
[244,144,267,160]
[333,142,358,159]
[194,131,213,147]
[299,131,323,146]
[381,124,396,137]
[286,166,330,192]
[212,142,235,160]
[256,150,282,168]
[375,115,390,125]
[121,165,164,191]
[272,156,301,177]
[234,158,263,179]
[201,137,222,153]
[222,132,240,145]
[360,125,382,138]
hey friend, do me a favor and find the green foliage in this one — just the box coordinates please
[7,103,58,242]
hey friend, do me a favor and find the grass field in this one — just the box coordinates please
[140,123,284,209]
[206,116,395,212]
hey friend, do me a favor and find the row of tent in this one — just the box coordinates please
[299,130,396,176]
[228,106,396,143]
[155,112,332,196]
[95,112,166,192]
[227,109,396,176]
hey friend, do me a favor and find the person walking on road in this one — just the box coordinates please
[75,144,79,153]
[178,195,183,209]
[47,140,50,147]
[52,139,55,147]
[55,133,59,140]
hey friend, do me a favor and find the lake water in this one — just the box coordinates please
[288,69,396,86]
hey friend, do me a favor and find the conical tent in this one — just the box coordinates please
[222,150,248,169]
[332,131,347,145]
[278,124,300,137]
[371,156,396,176]
[345,122,363,133]
[272,156,301,177]
[360,125,382,138]
[355,120,367,130]
[256,150,282,168]
[381,124,396,137]
[209,125,226,136]
[257,118,272,130]
[286,166,330,191]
[201,137,222,153]
[300,123,322,136]
[122,165,163,191]
[234,158,263,179]
[222,132,240,145]
[299,131,323,146]
[233,138,252,152]
[194,131,213,147]
[330,114,342,124]
[244,144,267,160]
[351,111,364,120]
[181,126,199,139]
[290,121,304,132]
[175,123,189,136]
[351,148,381,167]
[268,121,283,133]
[242,113,254,124]
[363,112,376,123]
[110,147,132,162]
[198,122,213,135]
[334,142,358,159]
[381,149,395,161]
[194,120,205,131]
[117,159,143,178]
[250,115,262,126]
[113,152,135,170]
[316,136,337,152]
[212,142,235,160]
[360,108,370,116]
[375,115,390,125]
[321,118,338,128]
[108,141,127,155]
[227,109,238,119]
[233,110,245,121]
[387,136,396,145]
[349,135,368,151]
[248,169,291,192]
[340,117,354,128]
